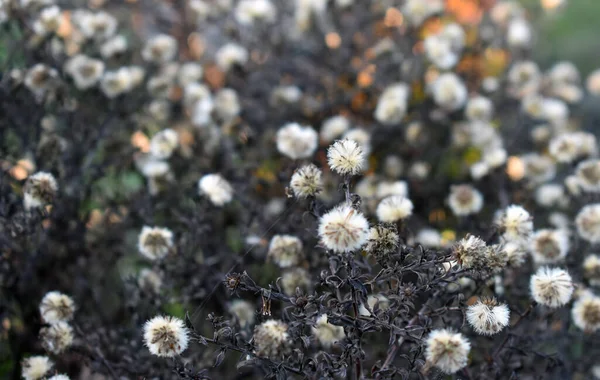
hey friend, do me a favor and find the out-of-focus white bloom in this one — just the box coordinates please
[543,98,569,127]
[383,155,404,179]
[143,316,189,357]
[46,375,69,380]
[548,61,580,86]
[402,0,443,27]
[483,148,508,169]
[290,164,323,198]
[470,161,490,180]
[142,34,178,63]
[138,268,163,294]
[521,153,556,184]
[198,173,234,206]
[465,96,493,121]
[376,195,413,223]
[416,228,442,248]
[214,88,241,121]
[343,128,371,155]
[507,18,532,48]
[147,100,171,122]
[502,241,527,267]
[374,83,410,125]
[75,10,117,40]
[507,61,541,98]
[535,184,565,208]
[137,156,170,178]
[21,356,53,380]
[583,254,600,286]
[530,229,569,264]
[576,204,600,244]
[576,159,600,193]
[375,180,408,200]
[276,123,318,160]
[235,0,276,26]
[410,161,431,180]
[327,139,366,176]
[572,294,600,332]
[138,226,174,260]
[431,73,467,111]
[441,23,465,51]
[147,74,175,99]
[318,203,369,253]
[228,300,256,328]
[281,267,311,295]
[424,35,458,70]
[64,55,105,90]
[466,298,510,335]
[33,6,62,35]
[270,85,302,106]
[498,205,533,243]
[100,67,135,98]
[215,43,248,72]
[100,35,127,59]
[23,171,58,209]
[24,64,58,99]
[312,314,345,348]
[40,291,75,324]
[320,116,350,143]
[424,329,470,374]
[447,185,483,216]
[358,294,390,316]
[184,82,211,108]
[253,320,290,358]
[586,69,600,95]
[150,129,178,159]
[189,0,211,23]
[178,62,203,86]
[549,133,584,163]
[267,235,303,268]
[40,321,73,354]
[530,267,574,307]
[482,76,500,93]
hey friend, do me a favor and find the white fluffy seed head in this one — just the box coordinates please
[502,241,527,267]
[290,164,323,198]
[575,159,600,193]
[376,195,413,223]
[320,115,350,143]
[281,267,311,296]
[138,226,174,260]
[40,321,74,354]
[431,73,468,111]
[318,203,369,253]
[276,123,318,160]
[312,314,345,348]
[215,43,248,72]
[374,83,410,125]
[424,329,471,374]
[150,129,178,159]
[143,316,189,357]
[466,298,510,335]
[138,268,163,294]
[365,224,399,257]
[253,320,290,359]
[465,95,494,121]
[530,267,574,308]
[142,34,178,63]
[358,294,390,316]
[576,204,600,244]
[228,299,256,328]
[267,234,304,268]
[583,254,600,286]
[39,291,75,324]
[23,172,58,209]
[198,173,234,206]
[64,54,105,90]
[571,295,600,332]
[498,205,533,243]
[530,229,569,264]
[447,184,483,216]
[21,356,53,380]
[327,139,366,176]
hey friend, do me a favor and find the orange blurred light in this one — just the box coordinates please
[384,7,404,28]
[506,156,525,181]
[446,0,483,25]
[325,32,341,49]
[131,131,150,153]
[541,0,564,10]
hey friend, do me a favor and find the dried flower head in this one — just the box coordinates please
[575,159,600,193]
[497,205,533,243]
[276,123,318,160]
[281,267,311,296]
[21,356,53,380]
[424,329,471,374]
[40,321,73,354]
[576,204,600,244]
[228,300,256,328]
[253,320,290,359]
[33,6,62,35]
[376,195,413,223]
[320,116,350,143]
[572,295,600,332]
[312,314,345,348]
[447,185,483,217]
[453,235,487,269]
[466,297,510,335]
[465,95,494,121]
[365,224,399,257]
[431,73,467,111]
[583,254,600,286]
[530,267,574,308]
[138,226,174,260]
[23,171,58,209]
[530,229,569,264]
[327,139,366,176]
[138,268,163,294]
[267,235,304,268]
[143,316,189,357]
[290,164,323,198]
[319,204,369,253]
[215,43,248,72]
[150,129,178,159]
[502,241,527,267]
[24,64,58,99]
[64,55,105,90]
[198,173,234,206]
[374,83,410,125]
[39,291,75,324]
[142,34,178,63]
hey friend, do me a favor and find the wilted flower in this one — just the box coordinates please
[142,34,178,63]
[149,129,178,159]
[312,314,345,348]
[228,300,256,328]
[466,297,510,335]
[365,224,399,257]
[447,185,483,216]
[138,226,174,260]
[290,164,323,198]
[39,291,75,324]
[318,203,369,253]
[21,356,53,380]
[198,174,234,206]
[276,123,318,160]
[431,73,467,111]
[376,195,413,223]
[424,329,470,374]
[64,55,105,90]
[267,235,303,268]
[497,205,533,243]
[23,171,58,209]
[530,267,574,308]
[327,139,366,176]
[572,294,600,332]
[530,229,569,264]
[24,64,58,99]
[453,235,499,271]
[143,316,189,357]
[253,320,290,359]
[215,43,248,72]
[576,204,600,244]
[280,267,311,296]
[40,321,73,354]
[374,83,410,125]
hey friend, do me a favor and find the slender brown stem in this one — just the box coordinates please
[492,302,535,359]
